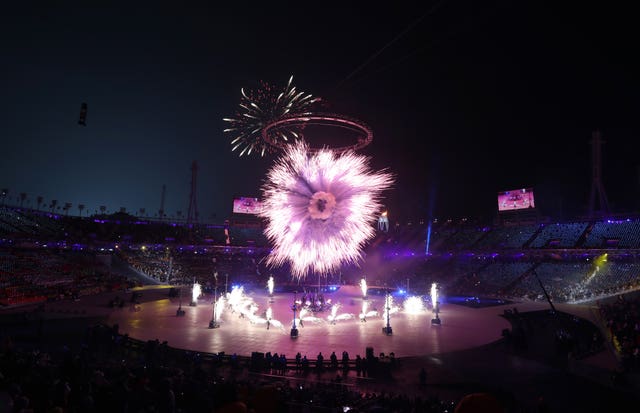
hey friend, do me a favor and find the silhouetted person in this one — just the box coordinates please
[419,367,427,386]
[342,351,349,370]
[295,352,302,372]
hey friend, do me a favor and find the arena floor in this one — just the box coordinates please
[5,283,633,412]
[108,285,515,359]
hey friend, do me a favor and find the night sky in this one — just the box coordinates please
[2,1,639,223]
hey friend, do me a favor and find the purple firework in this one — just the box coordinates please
[259,142,394,279]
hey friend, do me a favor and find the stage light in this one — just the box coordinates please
[594,253,608,268]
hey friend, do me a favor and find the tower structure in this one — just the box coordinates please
[588,130,610,218]
[187,161,199,225]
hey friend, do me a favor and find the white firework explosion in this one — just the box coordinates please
[260,142,393,279]
[223,75,320,157]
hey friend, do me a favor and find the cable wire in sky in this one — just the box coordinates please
[333,0,450,91]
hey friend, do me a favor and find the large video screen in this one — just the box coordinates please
[497,188,535,211]
[233,197,263,215]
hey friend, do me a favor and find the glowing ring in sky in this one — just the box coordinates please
[262,113,373,153]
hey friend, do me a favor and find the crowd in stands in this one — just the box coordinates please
[118,248,184,284]
[3,205,640,360]
[473,224,538,250]
[529,222,589,248]
[0,207,60,238]
[586,263,640,298]
[437,227,486,252]
[0,323,460,412]
[0,247,137,306]
[599,294,640,373]
[454,262,531,297]
[515,263,590,302]
[118,247,268,289]
[584,219,640,248]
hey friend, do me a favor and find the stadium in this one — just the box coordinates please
[2,3,639,412]
[2,194,640,412]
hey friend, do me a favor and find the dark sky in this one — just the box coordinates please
[1,1,639,223]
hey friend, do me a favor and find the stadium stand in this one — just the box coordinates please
[529,222,590,248]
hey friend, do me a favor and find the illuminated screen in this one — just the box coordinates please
[497,188,535,211]
[233,197,262,214]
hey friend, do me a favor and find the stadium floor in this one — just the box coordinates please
[4,285,639,411]
[107,285,515,359]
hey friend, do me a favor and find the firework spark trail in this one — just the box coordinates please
[246,305,261,323]
[269,319,284,329]
[298,307,323,324]
[223,288,284,327]
[223,76,320,157]
[327,303,353,322]
[260,142,394,278]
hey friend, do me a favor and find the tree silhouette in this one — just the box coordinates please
[19,193,27,209]
[36,196,43,211]
[49,200,58,213]
[78,204,85,217]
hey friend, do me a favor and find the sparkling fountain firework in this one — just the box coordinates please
[223,75,320,157]
[267,276,274,296]
[431,282,442,325]
[360,278,368,298]
[431,283,438,310]
[226,285,245,308]
[226,286,260,321]
[191,282,201,305]
[260,142,394,278]
[359,301,368,321]
[403,296,425,314]
[328,303,339,324]
[214,295,225,321]
[382,294,399,320]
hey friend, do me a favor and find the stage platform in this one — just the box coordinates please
[108,285,514,359]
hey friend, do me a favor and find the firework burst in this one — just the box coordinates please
[260,142,393,278]
[223,75,320,157]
